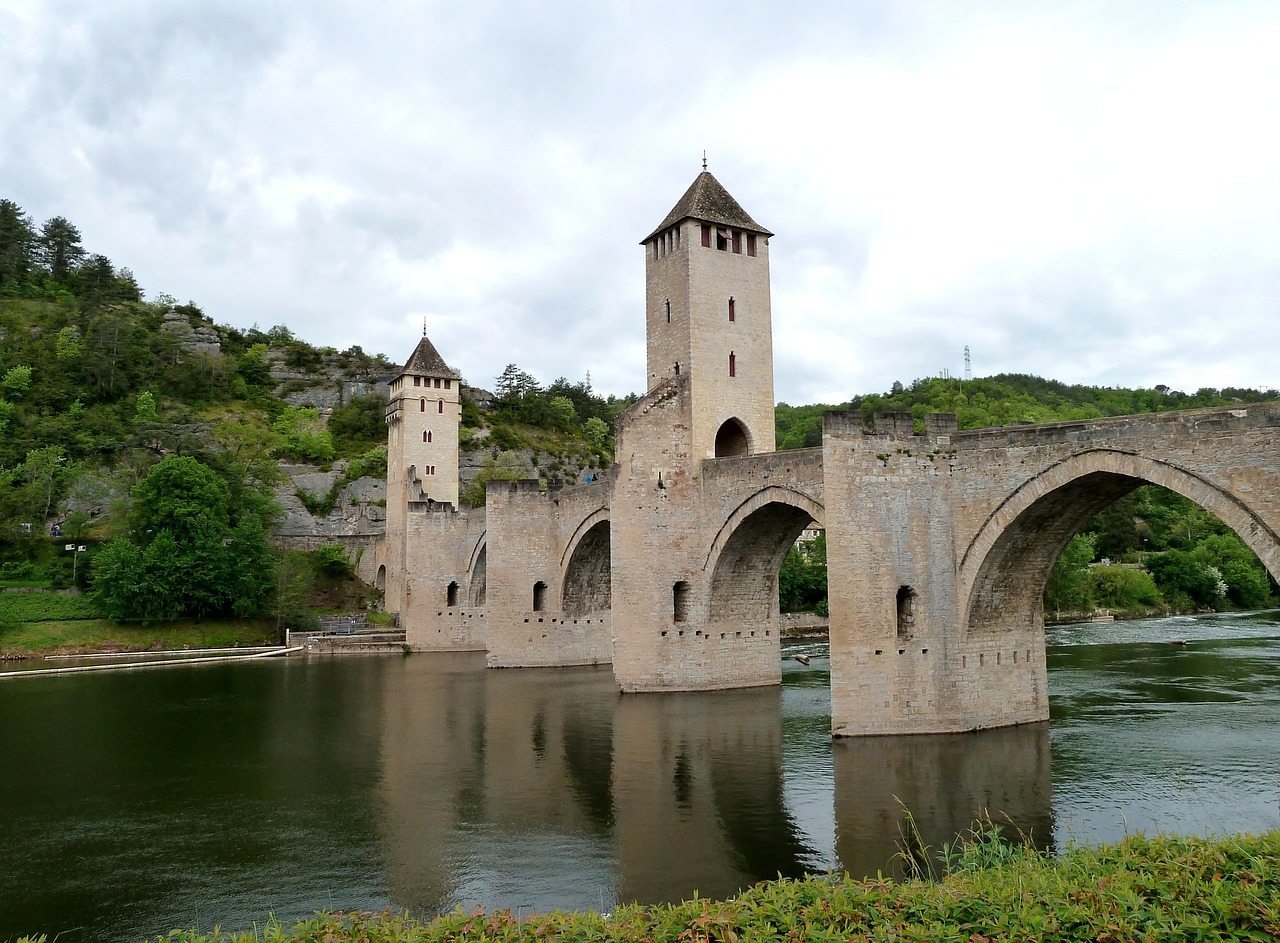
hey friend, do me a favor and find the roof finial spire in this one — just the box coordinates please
[422,317,428,337]
[702,150,707,171]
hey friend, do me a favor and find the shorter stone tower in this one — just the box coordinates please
[385,333,462,510]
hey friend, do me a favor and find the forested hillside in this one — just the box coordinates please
[2,194,1275,630]
[0,197,621,628]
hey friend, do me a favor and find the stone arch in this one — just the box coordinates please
[562,518,611,617]
[375,565,386,593]
[705,487,825,624]
[961,449,1280,636]
[467,534,487,607]
[714,418,751,457]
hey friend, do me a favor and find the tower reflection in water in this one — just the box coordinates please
[376,655,1054,915]
[833,723,1054,880]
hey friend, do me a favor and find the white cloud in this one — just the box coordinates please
[2,0,1278,402]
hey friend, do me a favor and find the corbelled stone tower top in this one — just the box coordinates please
[642,170,776,459]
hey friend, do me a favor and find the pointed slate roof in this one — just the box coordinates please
[399,334,460,379]
[642,171,773,243]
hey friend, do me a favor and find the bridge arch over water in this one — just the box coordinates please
[960,449,1280,638]
[823,403,1280,736]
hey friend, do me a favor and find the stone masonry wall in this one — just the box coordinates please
[823,403,1280,736]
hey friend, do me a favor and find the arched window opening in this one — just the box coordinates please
[897,585,917,640]
[427,431,433,443]
[447,581,459,607]
[438,400,444,413]
[728,352,736,377]
[422,430,428,442]
[533,581,547,612]
[673,582,691,623]
[375,565,386,593]
[714,419,750,458]
[420,398,425,412]
[728,297,735,321]
[665,299,671,323]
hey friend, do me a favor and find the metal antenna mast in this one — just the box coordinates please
[964,345,972,382]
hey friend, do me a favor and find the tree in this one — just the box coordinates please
[3,365,33,397]
[38,216,85,279]
[547,395,576,428]
[91,456,276,622]
[1193,533,1272,609]
[19,445,67,524]
[1044,532,1097,613]
[584,417,609,449]
[0,199,35,288]
[55,327,82,362]
[134,390,157,423]
[494,363,540,399]
[131,455,230,544]
[273,407,335,463]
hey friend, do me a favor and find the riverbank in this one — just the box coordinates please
[0,616,279,661]
[102,829,1279,942]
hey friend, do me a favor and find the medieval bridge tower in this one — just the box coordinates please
[375,167,1280,738]
[643,170,777,460]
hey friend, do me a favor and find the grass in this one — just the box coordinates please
[0,617,278,655]
[0,589,102,623]
[30,829,1276,943]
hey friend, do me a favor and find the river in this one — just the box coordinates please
[2,610,1279,942]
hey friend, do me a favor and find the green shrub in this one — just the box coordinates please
[312,545,355,578]
[153,831,1280,943]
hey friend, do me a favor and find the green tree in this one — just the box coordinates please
[0,199,35,288]
[779,532,828,612]
[583,417,609,449]
[273,407,335,464]
[328,395,386,453]
[19,445,67,524]
[1193,533,1272,609]
[38,216,85,279]
[55,326,82,362]
[1044,532,1097,613]
[3,365,33,397]
[547,395,576,428]
[134,390,157,423]
[131,455,231,543]
[1147,549,1221,610]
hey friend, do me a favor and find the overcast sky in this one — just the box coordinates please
[2,1,1278,403]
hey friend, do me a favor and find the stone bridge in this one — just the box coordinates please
[377,170,1280,737]
[822,403,1280,735]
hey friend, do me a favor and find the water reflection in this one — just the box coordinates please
[4,612,1280,943]
[833,725,1054,878]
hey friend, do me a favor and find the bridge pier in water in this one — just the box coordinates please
[823,403,1280,736]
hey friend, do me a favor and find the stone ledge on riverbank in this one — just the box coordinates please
[140,830,1280,943]
[780,612,828,638]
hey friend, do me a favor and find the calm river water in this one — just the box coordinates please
[3,610,1280,942]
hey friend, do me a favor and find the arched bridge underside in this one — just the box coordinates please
[822,404,1280,737]
[611,448,825,693]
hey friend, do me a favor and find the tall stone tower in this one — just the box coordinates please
[642,170,775,459]
[385,333,462,510]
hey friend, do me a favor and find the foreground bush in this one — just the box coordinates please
[47,830,1278,943]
